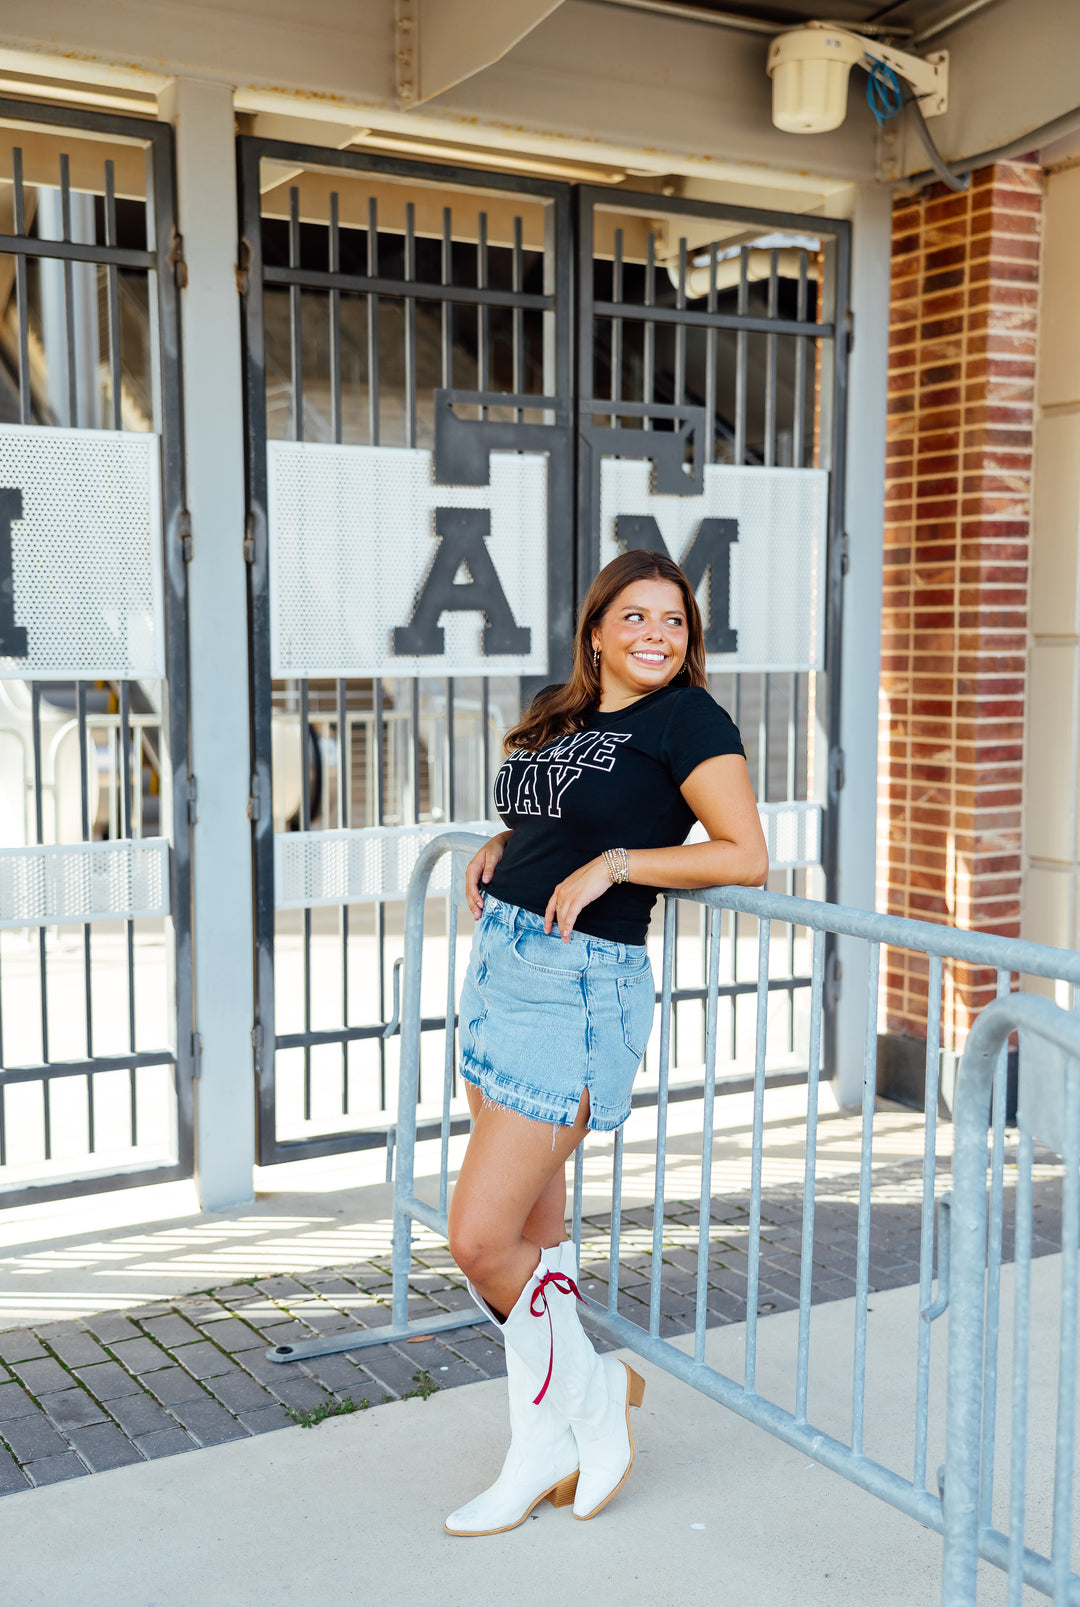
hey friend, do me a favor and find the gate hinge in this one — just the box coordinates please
[840,531,850,576]
[243,511,256,564]
[250,1023,263,1073]
[191,1031,204,1073]
[187,775,199,824]
[825,951,842,1005]
[246,774,263,822]
[829,747,846,796]
[179,508,193,563]
[235,237,252,297]
[845,308,854,353]
[168,228,188,289]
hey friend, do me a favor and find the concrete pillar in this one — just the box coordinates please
[159,77,255,1208]
[833,182,891,1107]
[1024,160,1080,980]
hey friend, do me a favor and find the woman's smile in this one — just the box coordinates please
[592,576,689,709]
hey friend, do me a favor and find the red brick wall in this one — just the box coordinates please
[880,160,1042,1049]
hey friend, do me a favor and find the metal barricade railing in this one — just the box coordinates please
[268,831,1080,1602]
[942,993,1080,1606]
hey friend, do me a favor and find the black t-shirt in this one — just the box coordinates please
[487,682,746,945]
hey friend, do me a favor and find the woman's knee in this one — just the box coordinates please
[447,1215,509,1283]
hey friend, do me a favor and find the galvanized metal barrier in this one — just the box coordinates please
[942,993,1080,1605]
[271,831,1080,1601]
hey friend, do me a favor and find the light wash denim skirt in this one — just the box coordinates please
[457,896,655,1132]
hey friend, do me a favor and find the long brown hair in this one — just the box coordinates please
[504,550,708,754]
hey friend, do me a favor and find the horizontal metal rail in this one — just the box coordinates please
[262,265,552,310]
[591,299,832,338]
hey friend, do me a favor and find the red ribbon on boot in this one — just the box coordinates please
[529,1269,585,1405]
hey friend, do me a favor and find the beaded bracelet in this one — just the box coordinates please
[602,846,630,885]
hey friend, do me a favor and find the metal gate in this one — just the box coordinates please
[237,137,850,1167]
[0,98,193,1205]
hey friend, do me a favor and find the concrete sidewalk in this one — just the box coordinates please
[1,1261,1064,1607]
[0,1286,944,1607]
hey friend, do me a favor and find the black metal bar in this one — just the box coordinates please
[151,110,197,1190]
[0,1051,176,1086]
[643,231,655,429]
[477,211,489,418]
[512,214,523,422]
[289,187,303,441]
[611,227,623,424]
[794,251,808,465]
[705,243,718,465]
[764,249,778,468]
[594,301,828,339]
[367,196,380,446]
[12,149,31,425]
[0,233,154,268]
[329,191,342,445]
[441,206,453,391]
[674,235,687,406]
[104,159,123,431]
[59,155,78,427]
[239,129,278,1168]
[404,200,417,447]
[264,264,550,311]
[735,248,749,467]
[0,1153,190,1213]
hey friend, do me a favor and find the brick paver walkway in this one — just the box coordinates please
[0,1150,1063,1494]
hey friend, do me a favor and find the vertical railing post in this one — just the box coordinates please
[941,1010,1008,1605]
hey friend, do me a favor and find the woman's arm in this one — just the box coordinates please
[544,755,768,939]
[465,830,513,920]
[626,754,769,890]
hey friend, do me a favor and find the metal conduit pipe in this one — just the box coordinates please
[904,100,1080,191]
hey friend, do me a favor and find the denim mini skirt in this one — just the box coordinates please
[457,896,655,1132]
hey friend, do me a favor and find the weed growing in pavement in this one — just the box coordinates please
[286,1395,370,1428]
[401,1369,440,1402]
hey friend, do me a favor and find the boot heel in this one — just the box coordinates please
[626,1367,646,1408]
[547,1472,579,1508]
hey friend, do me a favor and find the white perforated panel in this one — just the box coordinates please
[0,424,164,679]
[267,443,548,678]
[598,461,828,674]
[274,822,500,909]
[0,838,170,928]
[759,802,822,869]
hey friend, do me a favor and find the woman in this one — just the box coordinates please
[444,549,768,1537]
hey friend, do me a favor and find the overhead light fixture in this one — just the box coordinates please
[767,21,948,135]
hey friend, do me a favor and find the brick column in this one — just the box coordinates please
[878,160,1042,1090]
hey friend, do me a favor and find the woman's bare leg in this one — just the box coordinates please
[450,1089,589,1317]
[463,1084,568,1253]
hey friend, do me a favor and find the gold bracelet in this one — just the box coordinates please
[602,847,630,885]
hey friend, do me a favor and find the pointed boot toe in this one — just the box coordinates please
[571,1358,645,1520]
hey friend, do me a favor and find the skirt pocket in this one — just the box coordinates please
[616,962,655,1058]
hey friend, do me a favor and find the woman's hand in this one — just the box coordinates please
[465,832,512,919]
[544,857,613,941]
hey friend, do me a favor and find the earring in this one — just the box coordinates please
[593,646,600,671]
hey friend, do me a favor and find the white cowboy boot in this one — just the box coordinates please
[444,1278,579,1536]
[500,1242,645,1522]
